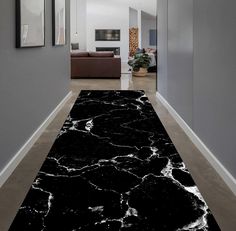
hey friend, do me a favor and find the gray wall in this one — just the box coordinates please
[193,0,236,178]
[157,0,168,98]
[157,0,236,179]
[0,0,70,172]
[167,0,193,126]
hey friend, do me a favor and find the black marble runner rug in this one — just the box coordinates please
[9,90,220,231]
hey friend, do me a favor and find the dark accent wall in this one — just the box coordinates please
[157,0,236,179]
[0,0,70,172]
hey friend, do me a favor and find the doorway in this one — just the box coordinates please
[70,0,157,90]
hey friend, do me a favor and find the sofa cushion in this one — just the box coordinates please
[71,43,79,50]
[89,51,114,57]
[71,51,89,57]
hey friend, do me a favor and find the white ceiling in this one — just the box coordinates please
[110,0,157,16]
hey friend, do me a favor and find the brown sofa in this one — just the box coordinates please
[71,51,121,78]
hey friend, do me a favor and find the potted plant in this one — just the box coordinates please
[128,53,151,77]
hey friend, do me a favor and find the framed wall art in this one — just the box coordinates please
[16,0,45,48]
[52,0,66,46]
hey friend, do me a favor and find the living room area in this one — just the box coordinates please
[70,0,157,86]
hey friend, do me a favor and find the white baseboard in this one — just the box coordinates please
[156,92,236,196]
[0,91,72,188]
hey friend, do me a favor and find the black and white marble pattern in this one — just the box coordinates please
[9,90,220,231]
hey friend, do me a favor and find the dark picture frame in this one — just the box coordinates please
[16,0,45,48]
[52,0,66,46]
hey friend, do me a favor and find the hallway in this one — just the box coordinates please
[1,0,236,229]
